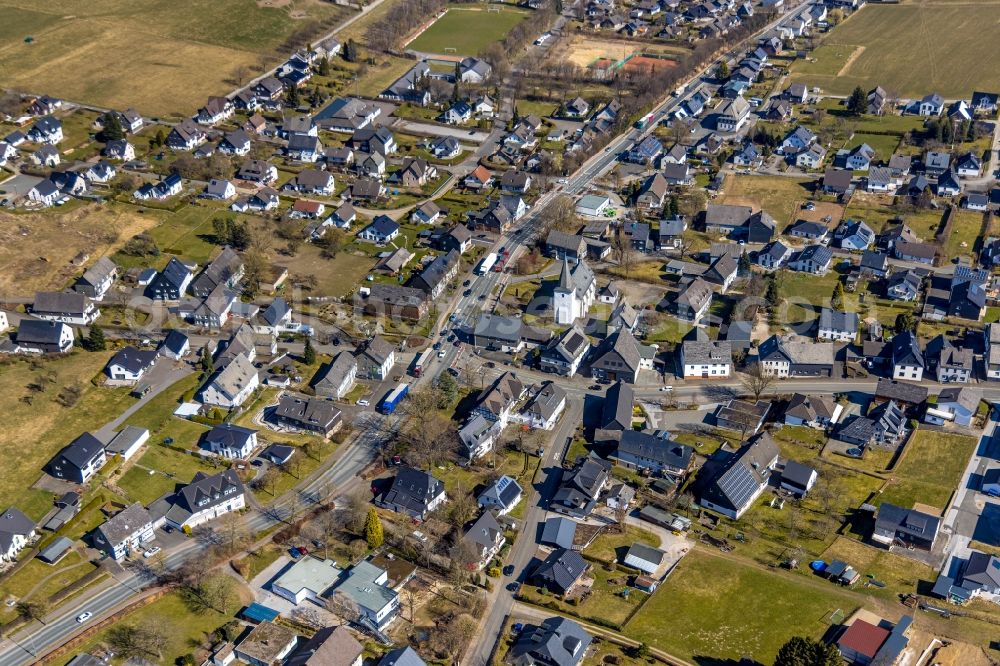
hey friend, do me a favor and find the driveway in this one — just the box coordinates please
[390,119,490,143]
[94,362,194,441]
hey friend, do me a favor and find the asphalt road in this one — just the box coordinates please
[464,397,581,666]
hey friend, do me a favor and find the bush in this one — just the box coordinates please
[182,525,192,536]
[487,566,502,578]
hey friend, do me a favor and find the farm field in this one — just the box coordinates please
[626,549,860,664]
[788,3,1000,97]
[0,202,158,296]
[407,7,529,56]
[557,36,688,68]
[0,0,353,116]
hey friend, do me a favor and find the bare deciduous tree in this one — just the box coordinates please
[739,362,775,401]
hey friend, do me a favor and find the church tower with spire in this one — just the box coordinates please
[553,257,578,325]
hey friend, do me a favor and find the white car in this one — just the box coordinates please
[437,350,446,358]
[76,611,93,623]
[659,386,674,392]
[412,530,429,543]
[142,546,161,558]
[357,399,370,407]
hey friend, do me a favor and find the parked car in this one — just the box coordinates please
[142,546,162,558]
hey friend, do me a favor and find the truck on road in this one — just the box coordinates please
[411,351,429,378]
[477,252,498,275]
[379,383,409,414]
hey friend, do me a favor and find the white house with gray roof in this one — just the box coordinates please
[93,503,154,561]
[31,291,99,326]
[313,351,357,399]
[515,382,567,430]
[330,560,399,628]
[477,475,523,515]
[150,469,246,530]
[200,353,259,408]
[0,508,35,562]
[680,340,732,379]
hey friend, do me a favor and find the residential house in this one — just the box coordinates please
[540,325,591,378]
[612,430,693,477]
[31,291,99,325]
[891,331,924,381]
[477,475,524,516]
[669,277,713,322]
[929,336,973,383]
[517,382,567,430]
[286,626,362,666]
[356,336,395,380]
[873,502,939,550]
[680,340,732,379]
[92,503,154,561]
[200,353,259,408]
[273,394,342,437]
[917,93,944,117]
[14,320,74,354]
[779,126,816,155]
[234,622,298,666]
[166,120,205,150]
[887,270,922,301]
[926,386,980,427]
[204,179,236,200]
[0,508,35,562]
[236,159,278,185]
[202,423,258,460]
[196,97,234,125]
[780,461,818,497]
[358,216,400,245]
[150,469,246,530]
[699,433,779,519]
[757,241,791,270]
[836,220,875,251]
[509,617,592,666]
[103,139,135,161]
[105,346,158,385]
[788,245,833,275]
[796,145,827,170]
[818,308,859,342]
[589,328,654,383]
[312,352,357,399]
[271,555,342,605]
[28,116,63,144]
[461,511,505,569]
[784,393,842,428]
[551,455,611,518]
[531,549,590,596]
[823,168,853,195]
[191,247,243,298]
[218,129,251,156]
[758,335,834,377]
[374,467,447,520]
[73,257,117,299]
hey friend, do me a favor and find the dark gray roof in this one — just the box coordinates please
[617,431,692,469]
[891,331,924,368]
[377,467,445,515]
[97,503,151,545]
[379,647,427,666]
[17,319,68,345]
[274,394,341,431]
[819,308,859,333]
[54,433,105,469]
[108,346,158,374]
[541,517,577,549]
[532,548,588,592]
[510,616,591,666]
[462,510,502,551]
[601,381,634,430]
[172,469,244,516]
[781,460,816,490]
[875,502,939,542]
[33,291,89,316]
[700,433,778,513]
[0,507,34,552]
[204,423,256,450]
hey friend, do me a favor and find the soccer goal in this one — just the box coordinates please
[488,6,502,13]
[444,47,458,53]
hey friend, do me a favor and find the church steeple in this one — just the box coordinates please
[558,256,572,290]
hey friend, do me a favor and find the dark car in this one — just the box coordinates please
[463,289,473,296]
[447,367,459,377]
[589,384,601,390]
[478,294,487,300]
[432,342,442,350]
[463,279,471,286]
[503,565,515,576]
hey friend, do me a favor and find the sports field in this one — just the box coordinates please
[0,0,351,116]
[406,7,529,57]
[789,2,1000,98]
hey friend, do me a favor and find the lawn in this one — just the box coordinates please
[585,525,661,564]
[788,3,1000,97]
[0,0,354,115]
[625,550,860,664]
[844,198,943,240]
[0,550,99,621]
[945,209,985,258]
[843,133,900,164]
[74,589,238,664]
[720,174,813,231]
[877,430,976,512]
[407,7,530,56]
[0,352,135,520]
[819,536,938,599]
[118,442,222,505]
[520,563,648,627]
